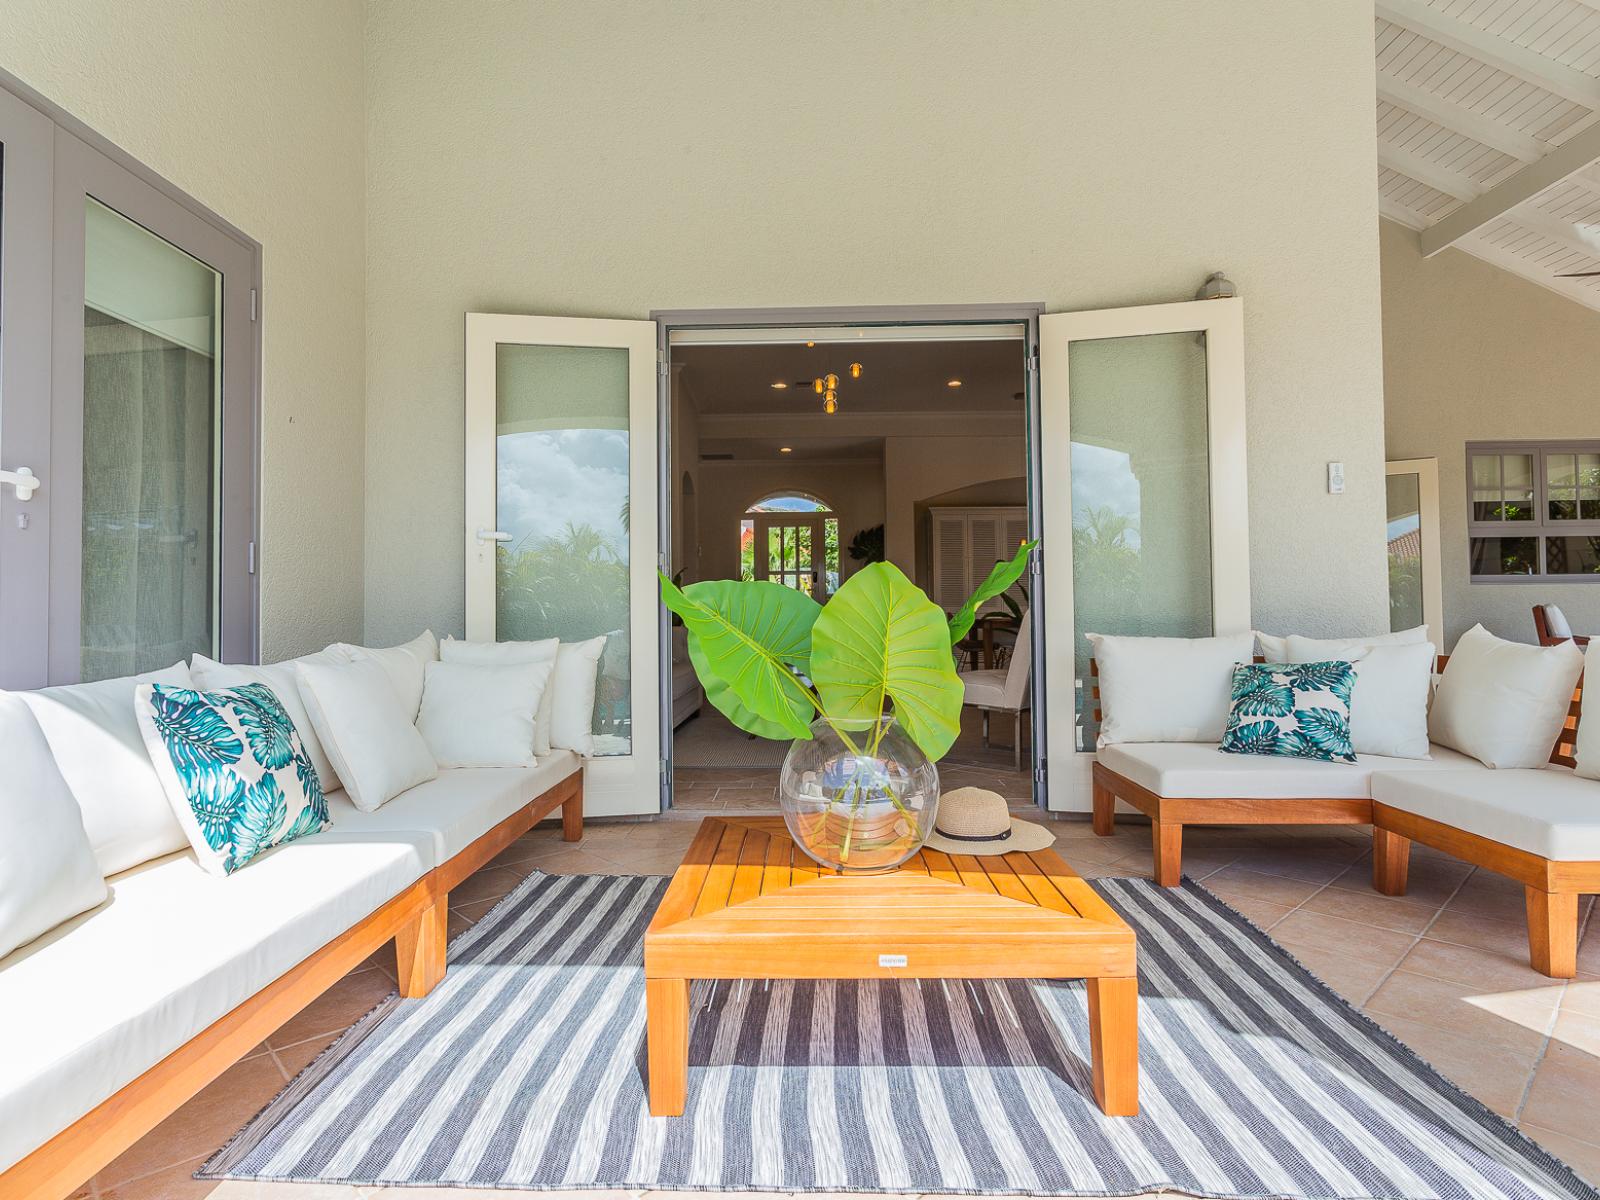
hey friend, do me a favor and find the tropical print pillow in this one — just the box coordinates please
[1220,661,1358,763]
[134,681,329,875]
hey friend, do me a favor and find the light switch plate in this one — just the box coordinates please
[1327,461,1345,495]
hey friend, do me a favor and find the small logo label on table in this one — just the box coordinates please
[877,953,908,969]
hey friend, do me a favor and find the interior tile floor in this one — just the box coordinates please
[77,778,1600,1200]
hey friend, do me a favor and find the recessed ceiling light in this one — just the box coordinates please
[947,378,963,388]
[805,341,816,348]
[779,446,793,453]
[770,381,788,390]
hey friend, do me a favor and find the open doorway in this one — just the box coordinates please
[663,328,1036,807]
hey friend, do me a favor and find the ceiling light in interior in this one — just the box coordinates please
[947,378,963,388]
[822,394,838,415]
[849,362,863,379]
[770,380,788,389]
[780,446,792,453]
[813,377,824,394]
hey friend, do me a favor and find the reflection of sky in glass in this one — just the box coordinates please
[750,494,830,513]
[497,428,629,562]
[1071,442,1141,550]
[1387,513,1420,541]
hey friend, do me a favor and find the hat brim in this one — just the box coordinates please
[922,817,1055,857]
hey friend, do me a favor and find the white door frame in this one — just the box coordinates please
[1385,457,1445,649]
[464,312,661,817]
[1038,297,1250,812]
[752,512,828,597]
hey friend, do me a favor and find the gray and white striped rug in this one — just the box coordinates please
[203,872,1598,1199]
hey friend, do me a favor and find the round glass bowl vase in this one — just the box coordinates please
[778,716,939,873]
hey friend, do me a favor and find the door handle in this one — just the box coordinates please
[0,467,39,501]
[476,528,513,543]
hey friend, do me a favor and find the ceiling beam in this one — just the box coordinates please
[1453,234,1600,314]
[1376,143,1480,201]
[1378,197,1428,231]
[1420,119,1600,254]
[1496,203,1600,264]
[1377,71,1545,162]
[1377,0,1600,110]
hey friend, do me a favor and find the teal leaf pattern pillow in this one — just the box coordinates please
[136,681,329,875]
[1221,662,1358,763]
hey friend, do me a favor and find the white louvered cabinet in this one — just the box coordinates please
[927,506,1030,614]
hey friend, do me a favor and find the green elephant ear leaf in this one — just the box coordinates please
[948,539,1037,645]
[809,562,963,761]
[659,573,820,740]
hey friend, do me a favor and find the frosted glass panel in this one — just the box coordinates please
[1386,472,1424,633]
[1070,331,1211,750]
[494,343,631,755]
[81,199,220,681]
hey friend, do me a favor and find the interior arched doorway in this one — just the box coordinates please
[740,491,840,598]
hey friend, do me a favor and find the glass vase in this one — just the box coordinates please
[778,716,939,873]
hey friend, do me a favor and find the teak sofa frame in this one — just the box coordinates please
[1090,655,1597,978]
[1,769,584,1200]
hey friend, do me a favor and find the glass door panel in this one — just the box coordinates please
[465,314,659,816]
[1039,299,1250,812]
[1385,458,1444,648]
[756,515,823,595]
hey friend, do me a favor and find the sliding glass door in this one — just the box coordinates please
[0,83,258,688]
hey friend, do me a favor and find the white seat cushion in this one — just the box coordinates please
[961,669,1013,709]
[0,826,429,1174]
[1097,741,1483,799]
[330,752,580,862]
[1371,766,1600,861]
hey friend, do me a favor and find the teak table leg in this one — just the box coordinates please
[647,977,690,1116]
[1087,975,1139,1116]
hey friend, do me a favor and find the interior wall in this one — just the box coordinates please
[362,0,1388,644]
[1381,217,1600,646]
[695,462,886,585]
[0,0,368,659]
[885,436,1029,588]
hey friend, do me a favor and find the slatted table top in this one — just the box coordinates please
[643,815,1136,981]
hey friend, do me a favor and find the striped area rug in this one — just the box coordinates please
[203,872,1598,1199]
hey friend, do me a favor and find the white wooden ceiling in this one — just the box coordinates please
[1376,0,1600,310]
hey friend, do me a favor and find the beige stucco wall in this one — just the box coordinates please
[1381,218,1600,646]
[0,0,367,659]
[362,0,1390,644]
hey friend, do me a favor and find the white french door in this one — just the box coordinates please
[1385,457,1444,649]
[464,314,661,816]
[1037,298,1250,811]
[753,514,827,597]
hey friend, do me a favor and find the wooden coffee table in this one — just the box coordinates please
[643,815,1138,1117]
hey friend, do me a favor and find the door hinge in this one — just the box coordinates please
[1034,758,1047,784]
[249,288,258,322]
[1027,352,1038,374]
[246,540,256,574]
[1029,553,1042,576]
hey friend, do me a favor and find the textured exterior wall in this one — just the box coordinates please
[362,0,1389,644]
[1381,218,1600,646]
[0,0,367,659]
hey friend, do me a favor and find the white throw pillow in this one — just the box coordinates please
[1428,624,1584,769]
[1285,636,1436,759]
[0,694,107,958]
[1574,640,1599,781]
[19,661,192,877]
[417,660,554,767]
[331,630,437,722]
[538,636,608,756]
[1257,624,1427,663]
[294,657,437,812]
[1085,632,1255,745]
[192,650,344,794]
[439,636,559,669]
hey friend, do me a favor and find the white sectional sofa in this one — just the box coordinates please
[0,658,585,1200]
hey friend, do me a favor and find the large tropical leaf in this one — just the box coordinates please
[948,539,1038,645]
[230,774,289,872]
[1291,707,1357,762]
[659,573,820,740]
[810,562,963,761]
[187,770,247,854]
[234,685,296,770]
[148,686,243,778]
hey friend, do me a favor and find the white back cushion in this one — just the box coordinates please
[332,630,437,722]
[0,694,107,958]
[1576,640,1599,781]
[1257,624,1427,663]
[539,636,608,756]
[1285,636,1436,760]
[1544,605,1574,639]
[417,660,553,767]
[20,662,192,876]
[1429,624,1584,769]
[191,650,344,793]
[1086,632,1255,745]
[295,657,437,812]
[439,637,558,668]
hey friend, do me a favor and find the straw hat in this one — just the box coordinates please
[922,787,1055,856]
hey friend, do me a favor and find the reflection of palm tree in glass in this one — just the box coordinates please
[1072,505,1141,743]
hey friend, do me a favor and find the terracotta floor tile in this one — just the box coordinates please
[1297,884,1440,934]
[1275,939,1396,1005]
[269,966,394,1048]
[447,908,476,939]
[446,866,525,909]
[1364,970,1558,1054]
[272,1031,341,1078]
[1361,1012,1537,1119]
[1327,854,1472,906]
[1201,864,1326,908]
[1578,919,1600,977]
[1425,907,1542,959]
[1227,843,1366,885]
[1271,908,1418,970]
[1548,1008,1600,1057]
[99,1155,215,1200]
[1399,936,1566,992]
[1519,1125,1600,1187]
[1521,1040,1600,1140]
[97,1056,288,1189]
[1562,978,1600,1018]
[1212,893,1298,931]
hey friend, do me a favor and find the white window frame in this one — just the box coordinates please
[1385,457,1445,649]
